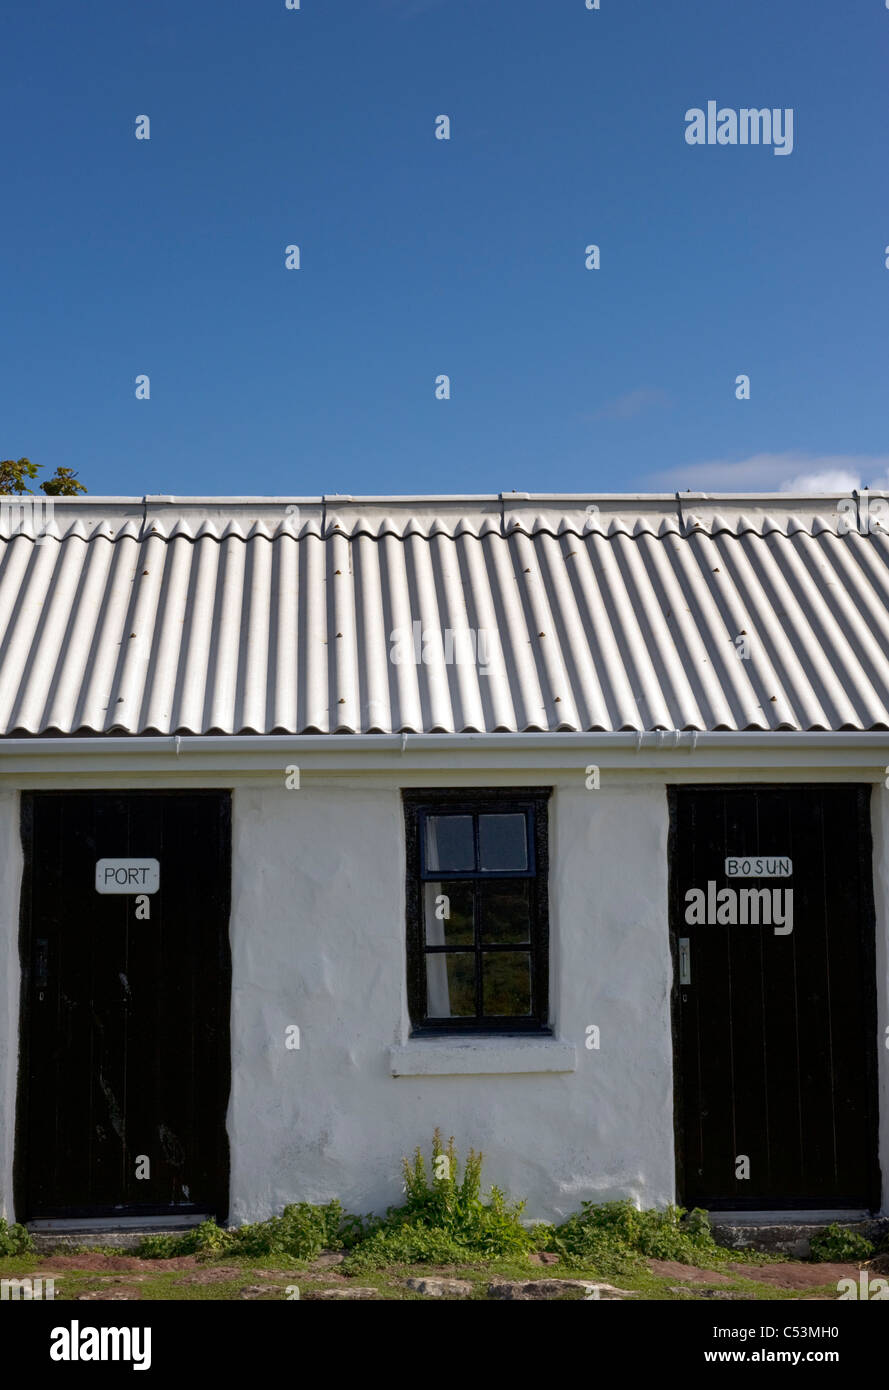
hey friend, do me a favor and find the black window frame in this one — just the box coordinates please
[402,787,552,1035]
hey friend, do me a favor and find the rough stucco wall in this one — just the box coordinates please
[0,790,22,1221]
[228,777,675,1225]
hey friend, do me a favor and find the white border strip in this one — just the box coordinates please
[1,731,889,774]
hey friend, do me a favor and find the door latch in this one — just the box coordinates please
[679,937,691,986]
[35,938,48,1000]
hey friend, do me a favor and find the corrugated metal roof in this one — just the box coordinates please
[1,493,889,736]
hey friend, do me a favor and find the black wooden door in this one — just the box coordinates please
[16,792,232,1221]
[669,786,879,1212]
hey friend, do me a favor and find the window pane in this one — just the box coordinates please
[425,815,474,872]
[426,952,475,1017]
[479,880,530,943]
[482,952,532,1016]
[478,814,528,871]
[424,882,474,946]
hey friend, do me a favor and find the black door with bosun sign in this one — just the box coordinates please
[16,792,232,1221]
[669,786,879,1212]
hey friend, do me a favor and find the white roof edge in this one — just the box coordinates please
[24,491,878,505]
[1,731,887,774]
[2,731,888,753]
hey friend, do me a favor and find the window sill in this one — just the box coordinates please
[388,1036,577,1077]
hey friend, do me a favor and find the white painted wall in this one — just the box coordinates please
[227,776,675,1225]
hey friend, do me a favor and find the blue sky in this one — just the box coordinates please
[1,0,886,498]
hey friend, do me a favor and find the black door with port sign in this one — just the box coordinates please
[668,785,879,1211]
[15,791,232,1221]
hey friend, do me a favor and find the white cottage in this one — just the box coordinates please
[0,493,887,1234]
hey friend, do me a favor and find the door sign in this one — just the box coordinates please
[725,856,792,877]
[95,859,160,894]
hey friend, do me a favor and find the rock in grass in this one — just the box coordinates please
[77,1289,142,1300]
[488,1279,636,1301]
[405,1278,473,1297]
[308,1287,378,1300]
[182,1267,245,1284]
[669,1286,748,1300]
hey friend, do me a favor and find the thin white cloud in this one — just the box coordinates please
[643,452,889,494]
[780,468,864,493]
[586,388,671,422]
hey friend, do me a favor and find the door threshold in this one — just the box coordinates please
[27,1214,214,1254]
[711,1210,871,1225]
[28,1215,209,1233]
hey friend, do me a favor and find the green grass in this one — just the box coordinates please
[0,1247,849,1302]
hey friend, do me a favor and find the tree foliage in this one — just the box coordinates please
[0,458,87,496]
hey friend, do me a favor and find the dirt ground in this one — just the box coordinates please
[646,1258,860,1290]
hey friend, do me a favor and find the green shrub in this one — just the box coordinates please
[0,1218,34,1257]
[809,1224,874,1263]
[343,1226,486,1270]
[549,1199,730,1275]
[136,1202,346,1261]
[232,1201,345,1260]
[136,1220,228,1259]
[342,1129,534,1271]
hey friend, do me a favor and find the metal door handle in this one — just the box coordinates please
[35,938,48,1001]
[679,937,691,985]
